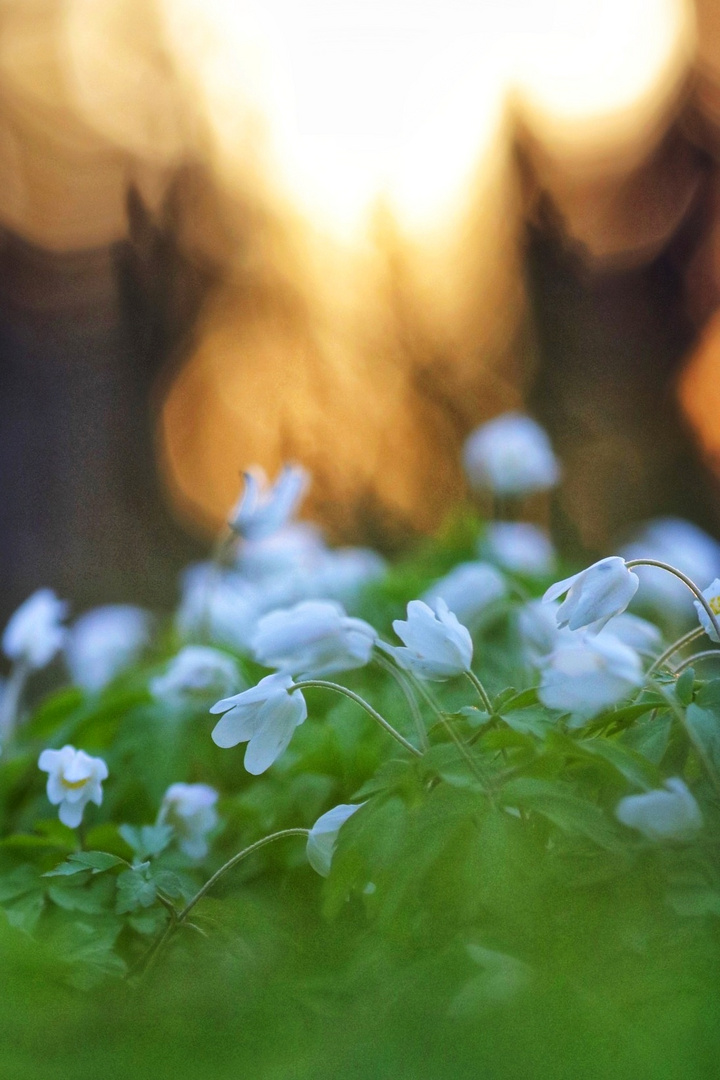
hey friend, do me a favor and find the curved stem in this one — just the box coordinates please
[178,828,309,922]
[648,626,705,676]
[401,670,489,788]
[373,653,429,750]
[626,559,720,643]
[672,650,720,675]
[139,828,309,977]
[293,681,422,758]
[465,670,493,714]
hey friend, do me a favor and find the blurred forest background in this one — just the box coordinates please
[3,0,720,620]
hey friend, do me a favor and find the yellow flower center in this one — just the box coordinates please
[60,776,88,790]
[710,596,720,616]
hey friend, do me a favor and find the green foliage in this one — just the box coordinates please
[1,516,720,1077]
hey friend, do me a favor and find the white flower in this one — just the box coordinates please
[462,413,560,497]
[38,745,108,828]
[251,600,377,678]
[543,557,639,633]
[598,612,662,654]
[422,562,506,631]
[235,522,327,580]
[229,464,308,541]
[620,517,720,622]
[308,547,387,606]
[3,589,68,669]
[151,646,241,707]
[538,633,644,722]
[158,782,219,859]
[65,605,152,692]
[694,578,720,643]
[517,599,566,663]
[210,672,307,774]
[306,803,362,877]
[391,599,473,681]
[615,778,703,842]
[176,564,265,652]
[481,522,555,577]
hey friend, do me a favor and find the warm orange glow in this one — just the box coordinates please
[679,311,720,476]
[0,0,701,539]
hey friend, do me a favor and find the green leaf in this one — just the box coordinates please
[0,864,42,903]
[47,876,115,914]
[694,678,720,709]
[684,703,720,789]
[115,868,157,914]
[2,891,44,933]
[675,668,695,707]
[499,778,620,848]
[576,738,661,789]
[497,688,540,713]
[118,825,173,861]
[149,869,184,900]
[620,710,671,764]
[44,851,125,878]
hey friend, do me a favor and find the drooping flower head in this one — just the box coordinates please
[306,803,363,877]
[694,578,720,644]
[3,589,68,670]
[38,745,108,828]
[620,517,720,622]
[65,605,152,693]
[462,412,560,497]
[251,600,377,678]
[390,598,473,681]
[422,562,506,632]
[151,646,242,708]
[615,778,703,842]
[158,782,219,859]
[210,672,307,774]
[229,464,308,541]
[538,633,644,722]
[543,557,639,633]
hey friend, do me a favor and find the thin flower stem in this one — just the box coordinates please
[399,670,490,788]
[671,650,720,675]
[0,660,30,743]
[293,680,423,758]
[647,626,705,676]
[139,828,309,977]
[374,653,429,750]
[625,559,720,642]
[178,828,310,922]
[465,669,494,714]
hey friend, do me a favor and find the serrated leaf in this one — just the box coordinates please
[149,869,184,899]
[118,824,173,861]
[115,868,157,914]
[44,851,125,878]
